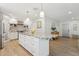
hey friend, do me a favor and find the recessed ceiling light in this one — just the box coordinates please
[68,11,72,14]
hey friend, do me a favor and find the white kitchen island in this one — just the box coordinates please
[19,33,49,56]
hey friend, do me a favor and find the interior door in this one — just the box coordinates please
[62,23,69,37]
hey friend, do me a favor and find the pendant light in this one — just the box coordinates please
[24,10,31,26]
[24,17,30,25]
[40,3,45,18]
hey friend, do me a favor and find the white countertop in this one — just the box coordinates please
[19,32,50,40]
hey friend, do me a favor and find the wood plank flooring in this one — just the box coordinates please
[49,37,79,56]
[0,38,79,56]
[0,40,32,56]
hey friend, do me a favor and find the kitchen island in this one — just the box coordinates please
[19,33,49,56]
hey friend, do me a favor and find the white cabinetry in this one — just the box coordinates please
[19,33,49,56]
[8,32,18,40]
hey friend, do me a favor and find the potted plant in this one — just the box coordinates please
[51,27,56,32]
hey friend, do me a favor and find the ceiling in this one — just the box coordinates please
[0,3,79,22]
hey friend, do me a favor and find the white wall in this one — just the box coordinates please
[69,21,79,36]
[44,18,52,38]
[2,15,10,33]
[54,20,79,37]
[36,18,79,37]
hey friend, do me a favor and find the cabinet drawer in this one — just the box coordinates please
[31,44,39,50]
[31,42,39,47]
[30,48,39,56]
[33,40,39,43]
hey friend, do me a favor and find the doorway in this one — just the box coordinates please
[62,23,69,37]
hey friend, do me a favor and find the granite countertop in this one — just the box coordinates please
[19,32,50,40]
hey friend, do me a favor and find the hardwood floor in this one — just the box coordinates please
[0,38,79,56]
[49,37,79,56]
[0,40,32,56]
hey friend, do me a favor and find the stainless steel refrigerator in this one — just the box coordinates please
[0,11,3,49]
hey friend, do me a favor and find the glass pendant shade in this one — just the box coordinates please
[40,11,45,17]
[24,18,31,26]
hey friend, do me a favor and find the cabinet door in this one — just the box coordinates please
[19,34,25,47]
[24,36,31,52]
[62,24,69,37]
[8,32,17,39]
[39,39,49,56]
[19,34,24,42]
[24,39,29,50]
[30,38,39,56]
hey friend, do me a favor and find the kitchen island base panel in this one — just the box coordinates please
[19,33,49,56]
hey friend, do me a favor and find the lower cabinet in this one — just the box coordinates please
[19,33,49,56]
[8,32,18,40]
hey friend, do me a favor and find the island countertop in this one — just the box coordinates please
[19,32,50,40]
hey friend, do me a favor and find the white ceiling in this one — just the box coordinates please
[0,3,79,22]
